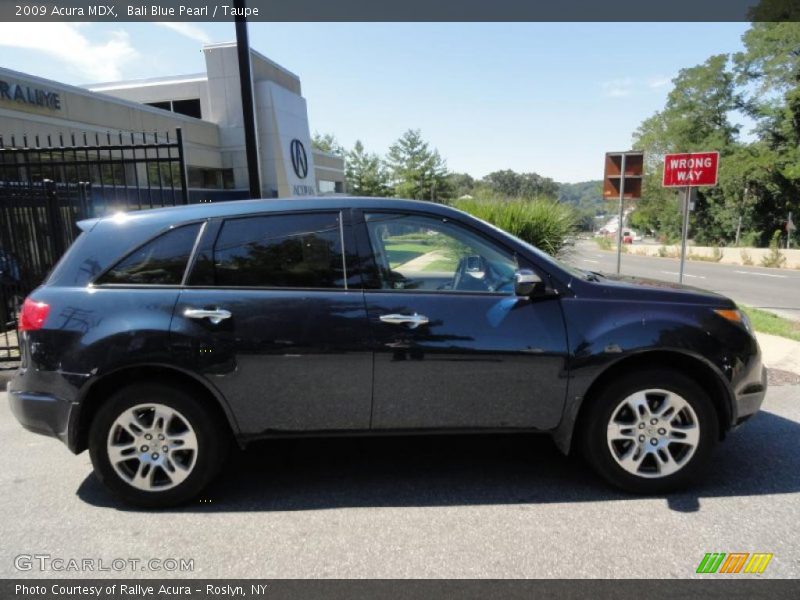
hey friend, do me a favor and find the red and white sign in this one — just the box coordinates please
[662,151,719,187]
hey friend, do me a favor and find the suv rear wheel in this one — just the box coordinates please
[582,369,718,493]
[89,383,228,508]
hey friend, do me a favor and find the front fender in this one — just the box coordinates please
[552,298,753,453]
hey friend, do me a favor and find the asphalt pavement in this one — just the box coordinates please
[2,384,799,579]
[567,241,800,321]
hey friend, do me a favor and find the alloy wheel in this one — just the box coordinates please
[606,388,700,478]
[106,403,199,491]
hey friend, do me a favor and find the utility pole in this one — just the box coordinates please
[615,153,627,275]
[234,0,262,198]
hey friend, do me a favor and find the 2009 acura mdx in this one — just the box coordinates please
[8,197,766,507]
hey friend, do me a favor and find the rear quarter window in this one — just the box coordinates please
[95,223,202,285]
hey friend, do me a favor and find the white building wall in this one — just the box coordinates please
[256,81,316,198]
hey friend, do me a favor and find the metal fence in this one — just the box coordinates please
[0,129,190,361]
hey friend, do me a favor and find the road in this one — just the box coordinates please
[567,241,800,321]
[2,386,799,579]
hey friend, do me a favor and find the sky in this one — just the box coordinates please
[0,21,752,183]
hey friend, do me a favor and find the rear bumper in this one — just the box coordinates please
[7,378,77,448]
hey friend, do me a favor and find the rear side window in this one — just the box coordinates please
[96,223,201,285]
[207,212,345,288]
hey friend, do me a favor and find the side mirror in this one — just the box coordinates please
[514,269,542,297]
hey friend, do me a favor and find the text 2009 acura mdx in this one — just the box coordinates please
[8,198,766,507]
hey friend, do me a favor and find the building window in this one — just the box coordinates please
[146,101,171,112]
[187,167,236,190]
[222,169,235,190]
[318,180,346,194]
[145,98,202,119]
[172,99,202,119]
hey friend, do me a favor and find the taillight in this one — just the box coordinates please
[18,298,50,331]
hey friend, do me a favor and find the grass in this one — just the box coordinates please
[421,258,458,272]
[740,306,800,342]
[383,242,432,268]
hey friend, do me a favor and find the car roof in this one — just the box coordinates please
[78,196,453,231]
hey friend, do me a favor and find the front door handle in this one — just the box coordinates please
[379,313,429,329]
[184,308,232,325]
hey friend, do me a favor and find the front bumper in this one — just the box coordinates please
[731,362,768,426]
[7,378,77,447]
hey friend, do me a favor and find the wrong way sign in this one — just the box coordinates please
[662,151,719,187]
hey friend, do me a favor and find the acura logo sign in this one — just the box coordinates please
[290,139,308,179]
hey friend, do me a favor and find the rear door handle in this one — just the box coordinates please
[184,308,232,325]
[379,313,429,329]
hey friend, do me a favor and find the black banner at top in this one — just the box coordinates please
[0,0,798,22]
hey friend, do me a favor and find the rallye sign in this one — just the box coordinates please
[662,151,719,187]
[0,79,61,110]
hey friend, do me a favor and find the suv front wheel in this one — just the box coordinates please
[582,369,719,493]
[89,383,228,508]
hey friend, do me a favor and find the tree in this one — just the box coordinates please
[448,172,476,198]
[734,23,800,246]
[386,129,452,201]
[559,181,606,232]
[345,140,391,197]
[311,132,345,156]
[632,55,742,244]
[481,170,558,199]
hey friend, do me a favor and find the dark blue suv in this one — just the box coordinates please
[8,198,766,507]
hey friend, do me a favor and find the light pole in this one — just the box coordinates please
[234,0,262,198]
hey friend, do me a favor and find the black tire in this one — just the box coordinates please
[89,383,229,508]
[581,369,719,494]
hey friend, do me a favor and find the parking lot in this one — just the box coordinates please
[1,384,799,579]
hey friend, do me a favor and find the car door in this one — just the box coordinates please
[170,210,373,435]
[359,210,569,431]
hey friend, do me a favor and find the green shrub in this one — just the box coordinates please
[595,236,613,251]
[451,197,575,256]
[657,245,668,258]
[738,231,760,247]
[691,247,725,262]
[740,249,753,266]
[761,230,787,268]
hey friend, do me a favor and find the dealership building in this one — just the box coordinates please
[0,42,346,199]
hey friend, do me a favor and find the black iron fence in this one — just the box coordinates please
[0,129,190,361]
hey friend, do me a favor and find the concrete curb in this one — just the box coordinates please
[756,332,800,376]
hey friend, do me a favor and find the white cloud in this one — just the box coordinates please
[155,22,211,44]
[601,75,674,98]
[601,78,633,98]
[648,75,672,89]
[0,22,138,81]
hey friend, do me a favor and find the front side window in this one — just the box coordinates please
[210,212,345,288]
[364,213,519,294]
[97,223,201,285]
